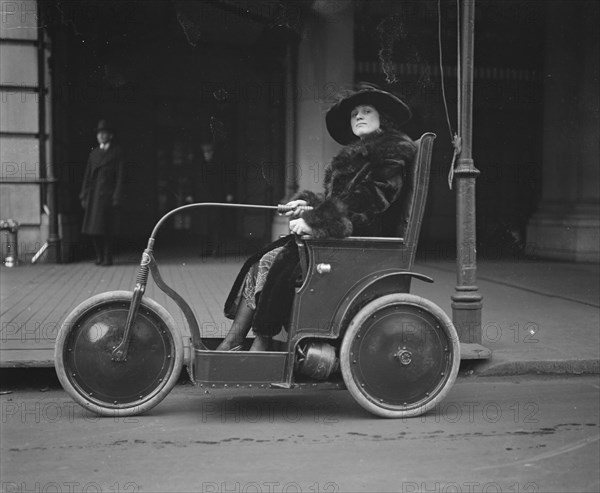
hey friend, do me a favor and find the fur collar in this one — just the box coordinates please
[326,129,415,182]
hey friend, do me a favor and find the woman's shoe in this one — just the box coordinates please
[215,341,242,351]
[215,303,255,351]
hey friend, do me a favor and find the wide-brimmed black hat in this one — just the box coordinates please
[96,119,114,133]
[325,86,411,145]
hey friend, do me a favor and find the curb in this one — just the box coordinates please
[3,359,599,377]
[465,358,600,377]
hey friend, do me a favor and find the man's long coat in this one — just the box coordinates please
[225,129,417,336]
[80,144,125,236]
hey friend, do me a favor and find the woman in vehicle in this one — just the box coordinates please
[217,84,417,352]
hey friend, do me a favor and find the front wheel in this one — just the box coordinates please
[54,290,184,417]
[340,294,460,418]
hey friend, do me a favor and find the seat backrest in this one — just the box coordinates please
[395,132,436,247]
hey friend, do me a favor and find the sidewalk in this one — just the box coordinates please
[1,252,598,376]
[412,258,599,375]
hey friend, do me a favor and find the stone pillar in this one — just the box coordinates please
[272,1,354,239]
[526,1,600,263]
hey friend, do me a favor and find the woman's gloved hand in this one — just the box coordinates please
[283,199,308,218]
[289,218,313,236]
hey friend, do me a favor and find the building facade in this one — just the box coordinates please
[1,0,598,263]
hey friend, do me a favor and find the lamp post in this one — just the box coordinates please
[451,0,488,356]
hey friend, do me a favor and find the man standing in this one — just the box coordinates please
[79,120,125,266]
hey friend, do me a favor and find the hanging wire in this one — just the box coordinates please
[455,0,462,139]
[438,0,462,190]
[438,0,454,141]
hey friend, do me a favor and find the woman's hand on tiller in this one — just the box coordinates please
[284,199,308,217]
[289,218,313,236]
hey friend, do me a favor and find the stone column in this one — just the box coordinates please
[272,1,354,239]
[526,1,600,262]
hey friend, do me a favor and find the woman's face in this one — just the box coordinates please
[350,105,381,138]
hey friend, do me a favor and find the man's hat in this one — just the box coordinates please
[96,119,114,133]
[325,84,411,145]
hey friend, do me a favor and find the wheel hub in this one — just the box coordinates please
[394,348,413,365]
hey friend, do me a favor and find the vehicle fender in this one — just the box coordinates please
[330,270,434,339]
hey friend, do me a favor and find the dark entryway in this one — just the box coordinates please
[44,0,293,260]
[41,0,547,262]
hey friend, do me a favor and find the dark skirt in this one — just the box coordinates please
[224,234,301,337]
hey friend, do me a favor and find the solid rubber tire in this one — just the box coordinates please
[54,290,183,417]
[340,293,460,418]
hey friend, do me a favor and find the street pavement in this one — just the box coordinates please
[1,376,599,492]
[1,249,598,376]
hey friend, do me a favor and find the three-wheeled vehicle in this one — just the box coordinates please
[55,132,460,418]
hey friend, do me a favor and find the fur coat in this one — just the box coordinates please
[225,129,417,336]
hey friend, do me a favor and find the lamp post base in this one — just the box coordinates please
[452,290,490,359]
[460,343,492,360]
[451,292,482,343]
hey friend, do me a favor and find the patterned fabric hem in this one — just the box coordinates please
[241,246,285,310]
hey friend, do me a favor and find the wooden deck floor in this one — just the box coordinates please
[1,257,242,367]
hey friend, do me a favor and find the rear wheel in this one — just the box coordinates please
[340,294,459,418]
[55,291,183,416]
